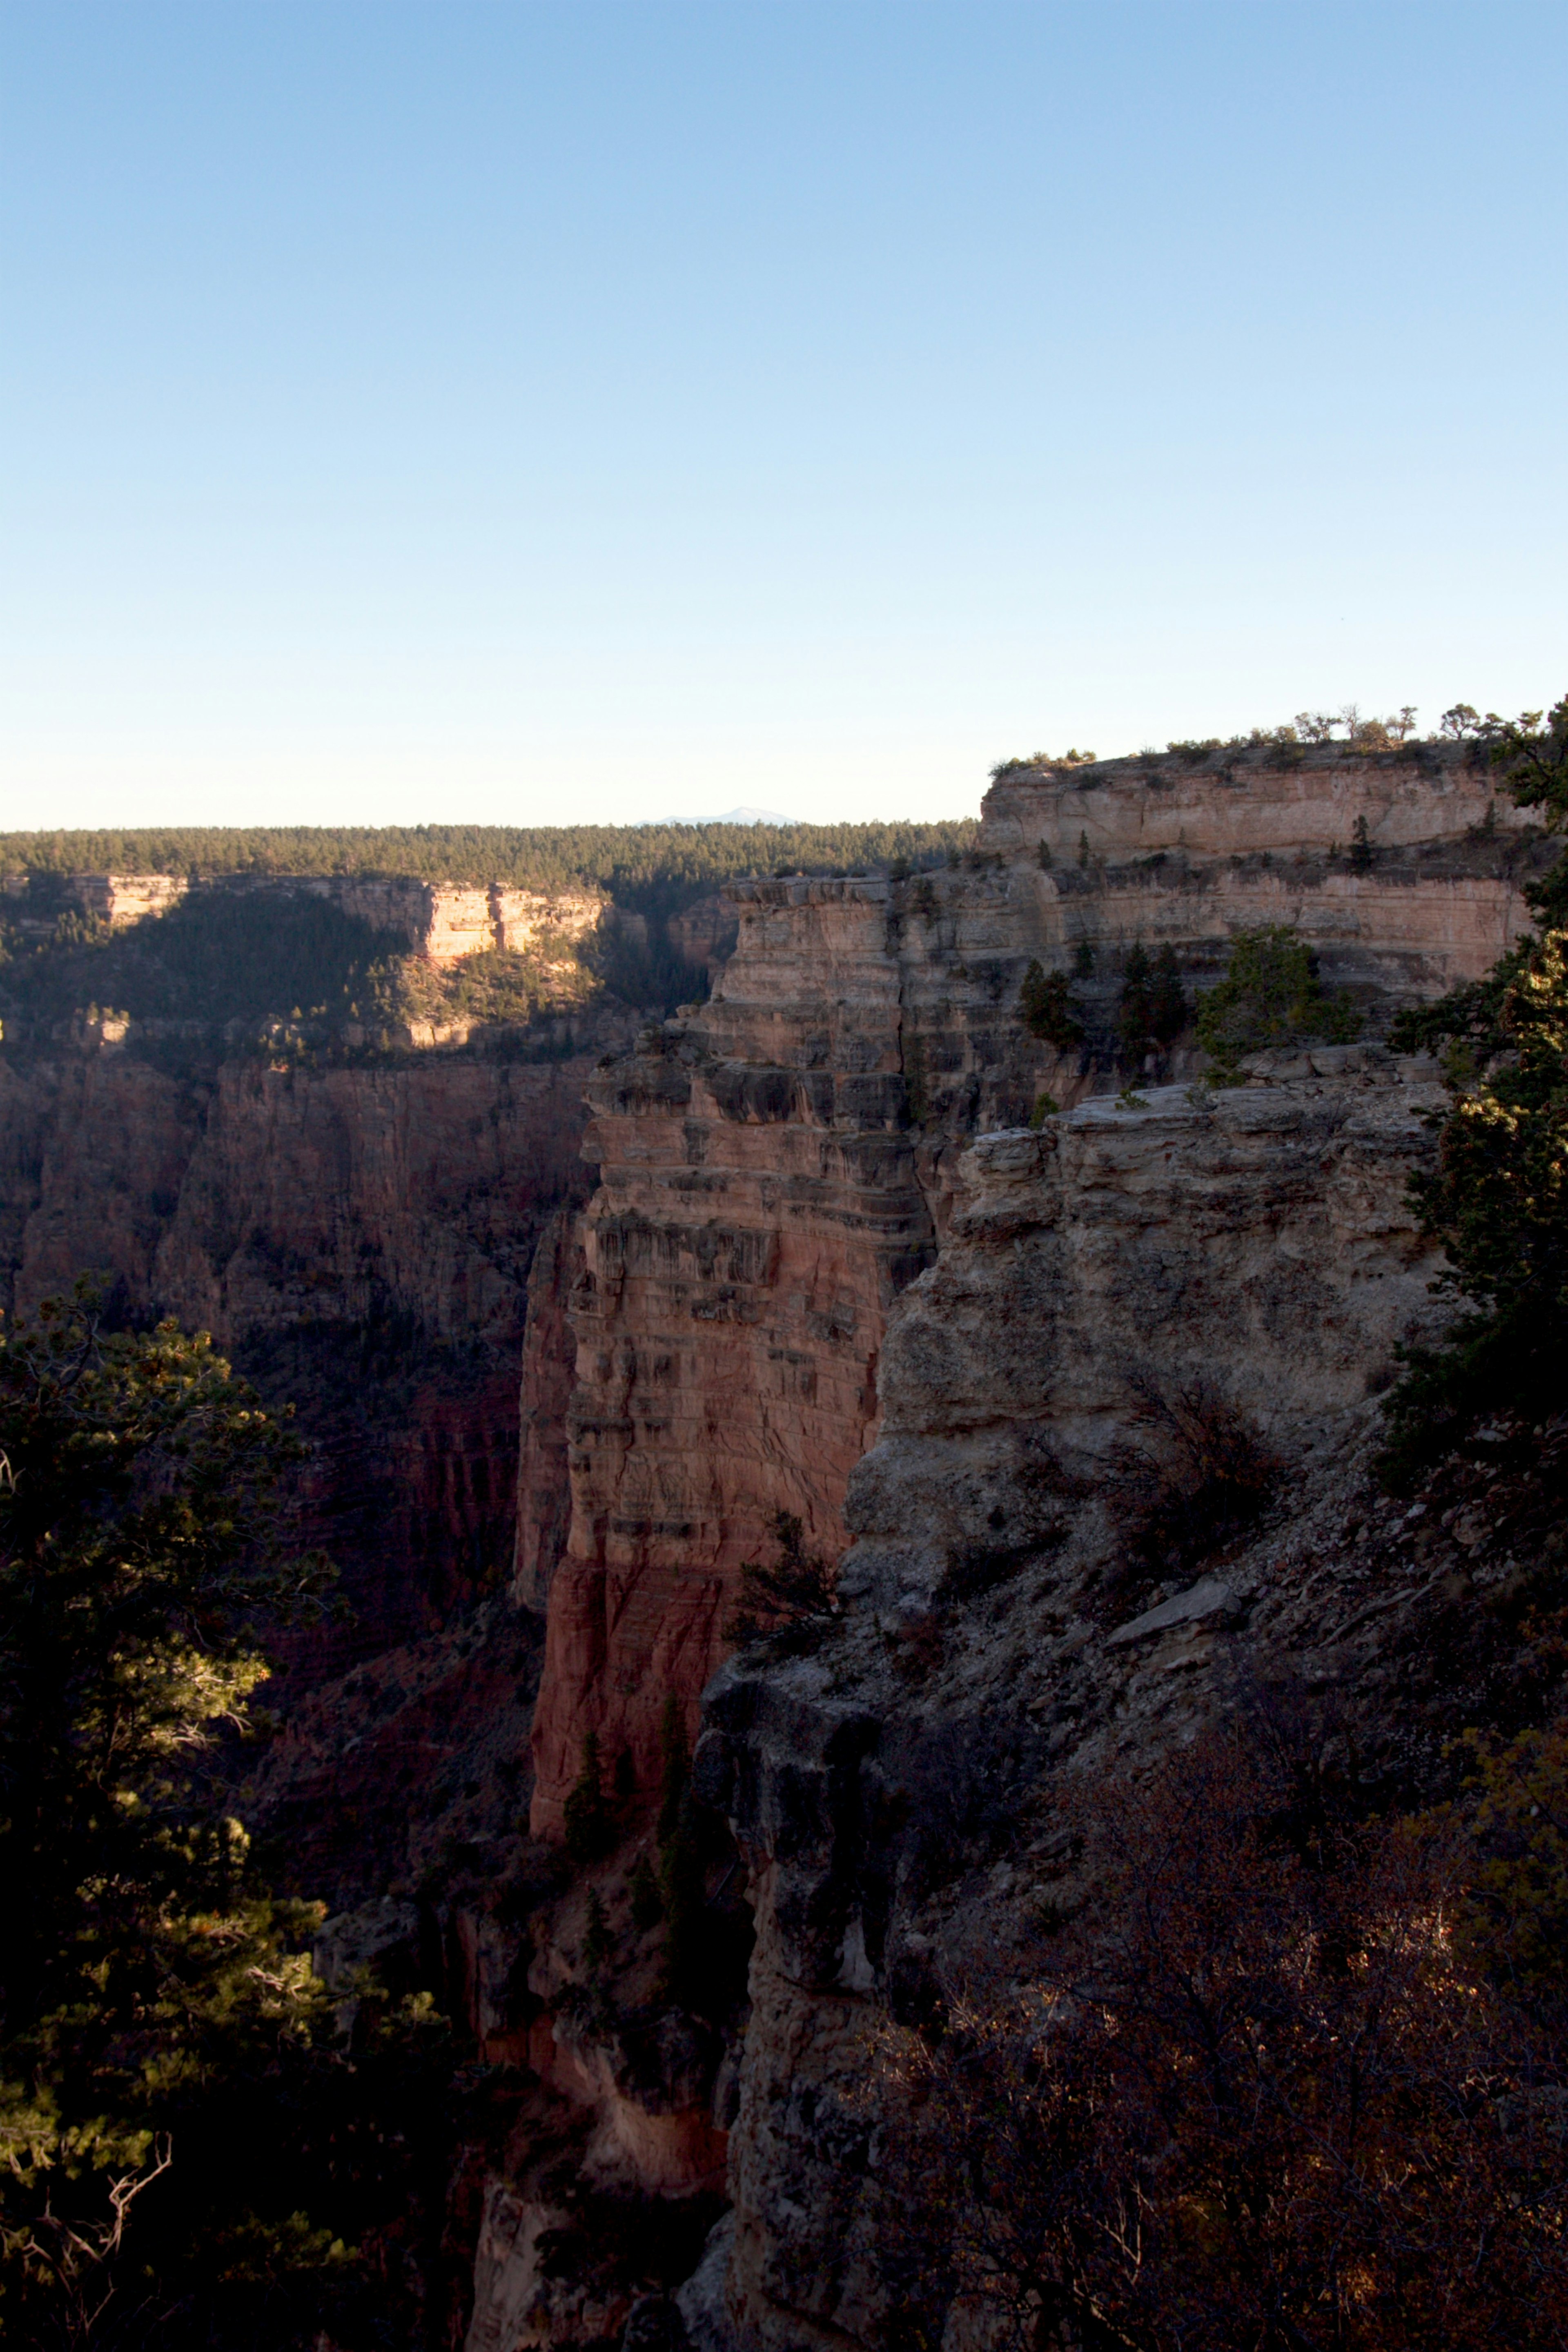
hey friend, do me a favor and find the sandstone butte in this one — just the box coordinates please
[521,736,1537,1835]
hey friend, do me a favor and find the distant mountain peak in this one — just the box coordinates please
[652,805,793,827]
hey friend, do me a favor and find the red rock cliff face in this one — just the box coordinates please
[512,1205,584,1612]
[0,1050,594,1649]
[528,740,1542,1835]
[529,883,934,1829]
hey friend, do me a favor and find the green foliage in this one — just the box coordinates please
[1149,941,1187,1045]
[563,1733,614,1868]
[1027,1093,1059,1129]
[0,1290,455,2347]
[1349,812,1374,871]
[1117,942,1152,1068]
[1195,924,1361,1078]
[1071,940,1095,980]
[0,821,981,1053]
[1381,695,1568,1476]
[1018,961,1083,1051]
[1381,929,1568,1474]
[725,1511,838,1654]
[1470,693,1568,829]
[1295,704,1419,749]
[1117,941,1189,1071]
[0,887,402,1042]
[988,751,1094,778]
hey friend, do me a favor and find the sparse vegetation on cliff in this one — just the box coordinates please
[563,1732,615,1865]
[1018,959,1084,1051]
[877,1715,1568,2350]
[1381,696,1568,1477]
[0,819,986,1060]
[0,882,401,1043]
[1116,940,1188,1072]
[1196,923,1362,1078]
[1110,1380,1279,1581]
[725,1510,839,1655]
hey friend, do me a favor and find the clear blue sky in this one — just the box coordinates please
[2,1,1564,830]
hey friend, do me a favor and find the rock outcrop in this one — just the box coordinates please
[698,1061,1472,2348]
[983,737,1528,860]
[527,739,1541,1839]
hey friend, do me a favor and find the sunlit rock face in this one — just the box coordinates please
[50,869,608,965]
[527,739,1539,1841]
[981,736,1528,861]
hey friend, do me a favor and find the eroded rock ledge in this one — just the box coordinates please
[698,1065,1462,2349]
[492,739,1548,2343]
[523,739,1535,1840]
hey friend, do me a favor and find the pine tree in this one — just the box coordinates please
[564,1731,612,1865]
[0,1288,452,2346]
[1149,943,1188,1047]
[1117,943,1153,1069]
[1019,961,1084,1050]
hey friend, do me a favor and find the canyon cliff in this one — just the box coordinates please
[2,758,1548,2348]
[0,1049,595,1660]
[523,738,1541,1840]
[471,736,1563,2349]
[701,1065,1457,2347]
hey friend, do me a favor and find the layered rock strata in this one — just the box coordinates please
[0,1050,594,1646]
[25,871,609,963]
[697,1062,1470,2349]
[527,740,1540,1837]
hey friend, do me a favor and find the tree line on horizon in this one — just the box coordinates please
[0,817,980,900]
